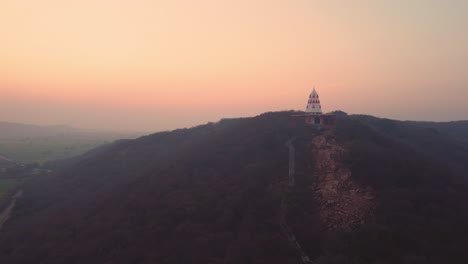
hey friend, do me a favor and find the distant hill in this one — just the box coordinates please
[351,115,468,182]
[1,112,468,264]
[411,120,468,143]
[0,122,78,139]
[0,121,140,163]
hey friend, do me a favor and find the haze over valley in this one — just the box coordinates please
[1,1,468,263]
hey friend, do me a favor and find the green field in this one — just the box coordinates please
[0,121,140,164]
[0,137,109,164]
[0,179,20,201]
[0,132,136,164]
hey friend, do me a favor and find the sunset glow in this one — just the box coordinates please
[2,0,468,131]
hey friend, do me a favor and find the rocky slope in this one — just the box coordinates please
[311,133,375,232]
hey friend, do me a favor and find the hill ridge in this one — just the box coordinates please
[1,111,468,263]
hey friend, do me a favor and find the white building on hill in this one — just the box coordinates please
[305,87,322,115]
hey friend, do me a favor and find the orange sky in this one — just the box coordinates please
[1,0,468,131]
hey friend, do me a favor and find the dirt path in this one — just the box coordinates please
[285,138,296,187]
[280,133,375,263]
[0,189,23,231]
[280,138,312,263]
[311,133,375,232]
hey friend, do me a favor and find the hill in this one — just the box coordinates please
[0,112,467,263]
[0,121,139,163]
[0,122,77,139]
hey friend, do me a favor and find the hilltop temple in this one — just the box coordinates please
[306,88,322,115]
[293,87,336,127]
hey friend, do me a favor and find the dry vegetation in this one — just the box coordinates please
[0,112,468,264]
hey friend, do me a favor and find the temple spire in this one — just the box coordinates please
[305,87,322,114]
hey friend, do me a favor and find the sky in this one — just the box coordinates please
[1,0,468,132]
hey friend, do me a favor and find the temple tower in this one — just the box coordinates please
[292,86,336,128]
[306,88,322,114]
[305,87,322,124]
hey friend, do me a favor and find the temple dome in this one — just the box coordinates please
[305,88,322,114]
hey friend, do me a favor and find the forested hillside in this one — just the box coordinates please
[0,112,467,264]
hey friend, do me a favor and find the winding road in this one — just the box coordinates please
[0,189,23,231]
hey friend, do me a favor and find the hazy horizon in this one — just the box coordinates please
[2,108,468,134]
[2,0,468,131]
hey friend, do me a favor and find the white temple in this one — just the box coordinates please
[292,86,336,127]
[305,87,322,115]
